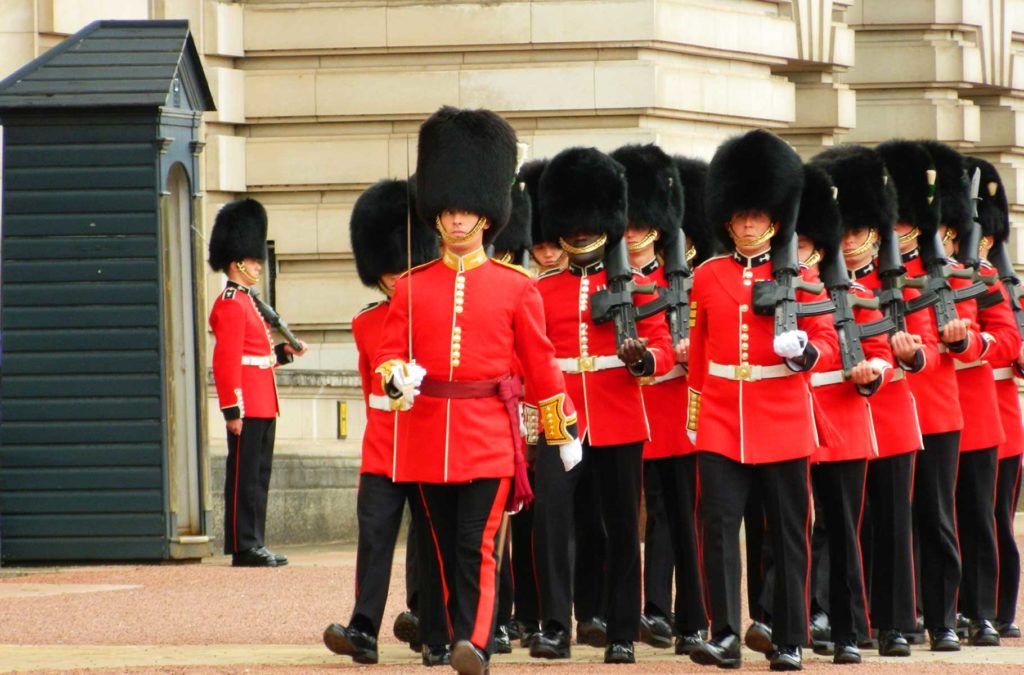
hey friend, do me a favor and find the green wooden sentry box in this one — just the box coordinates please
[0,20,216,562]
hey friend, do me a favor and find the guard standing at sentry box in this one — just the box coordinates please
[207,198,308,568]
[373,105,583,675]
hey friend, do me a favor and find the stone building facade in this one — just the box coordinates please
[2,0,1023,543]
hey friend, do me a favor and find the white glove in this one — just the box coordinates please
[687,429,697,446]
[773,329,809,360]
[559,438,583,472]
[389,362,427,407]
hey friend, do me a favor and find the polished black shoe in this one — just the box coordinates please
[968,619,1000,646]
[577,617,608,647]
[604,640,636,664]
[690,631,741,669]
[506,621,522,641]
[996,620,1021,638]
[451,640,488,675]
[393,610,420,647]
[231,547,277,567]
[517,619,541,648]
[493,622,513,654]
[323,623,378,664]
[640,613,674,648]
[809,611,831,643]
[955,612,970,639]
[744,621,775,655]
[769,645,802,671]
[877,629,910,657]
[929,627,961,652]
[675,631,704,656]
[529,627,570,659]
[256,546,288,566]
[833,640,861,665]
[421,644,451,667]
[811,641,833,656]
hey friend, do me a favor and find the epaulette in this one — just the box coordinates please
[491,258,532,278]
[536,267,565,281]
[397,259,439,279]
[850,281,868,293]
[354,300,386,319]
[222,287,236,300]
[696,254,729,270]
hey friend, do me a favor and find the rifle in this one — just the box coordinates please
[249,287,304,352]
[660,233,693,343]
[590,238,665,346]
[914,227,989,332]
[819,250,895,377]
[874,222,933,332]
[751,233,835,336]
[987,238,1024,338]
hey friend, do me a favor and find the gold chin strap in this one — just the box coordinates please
[941,228,956,245]
[436,214,488,244]
[236,261,260,284]
[559,234,608,255]
[980,236,994,254]
[898,226,920,245]
[686,245,697,262]
[729,223,776,248]
[495,251,513,264]
[803,250,821,267]
[844,229,878,258]
[627,229,660,252]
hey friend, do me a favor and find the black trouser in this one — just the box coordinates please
[534,438,643,642]
[956,447,999,621]
[643,461,674,620]
[913,431,962,631]
[698,452,810,646]
[223,417,275,554]
[812,460,871,642]
[809,485,830,618]
[645,455,706,633]
[349,474,437,639]
[573,459,608,624]
[863,452,917,632]
[744,485,772,623]
[995,455,1022,625]
[419,478,510,653]
[511,469,541,625]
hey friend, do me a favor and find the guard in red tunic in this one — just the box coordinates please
[815,144,923,657]
[971,156,1024,639]
[927,144,1020,647]
[687,130,838,672]
[374,106,582,675]
[612,143,706,656]
[528,147,674,666]
[519,158,568,273]
[796,164,895,664]
[322,179,444,665]
[876,139,984,652]
[208,199,307,567]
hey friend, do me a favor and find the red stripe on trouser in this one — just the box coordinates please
[471,478,511,649]
[232,433,242,553]
[419,484,453,636]
[802,461,813,646]
[855,463,873,636]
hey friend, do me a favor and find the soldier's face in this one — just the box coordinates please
[563,232,605,266]
[842,228,875,269]
[938,225,955,256]
[531,242,566,270]
[797,235,818,266]
[379,272,398,297]
[893,223,918,253]
[439,208,488,253]
[728,211,774,255]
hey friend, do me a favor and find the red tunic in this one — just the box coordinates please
[353,300,404,477]
[534,261,674,447]
[687,253,838,465]
[854,264,923,459]
[987,277,1024,460]
[636,260,693,459]
[209,282,280,419]
[375,249,576,484]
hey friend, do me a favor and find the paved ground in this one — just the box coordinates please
[1,532,1023,674]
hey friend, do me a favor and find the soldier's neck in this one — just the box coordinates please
[442,246,488,271]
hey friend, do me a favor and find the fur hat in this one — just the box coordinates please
[921,140,971,239]
[673,155,717,263]
[875,139,941,237]
[416,106,518,245]
[796,164,843,256]
[811,144,897,234]
[539,147,628,246]
[491,180,532,254]
[706,129,804,251]
[208,198,268,272]
[517,159,551,246]
[966,156,1010,241]
[350,179,439,288]
[610,143,684,246]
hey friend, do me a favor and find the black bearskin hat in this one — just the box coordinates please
[673,155,717,264]
[966,156,1010,241]
[812,144,897,234]
[492,181,532,254]
[610,143,684,246]
[416,106,518,245]
[875,139,941,237]
[539,147,628,246]
[796,164,843,255]
[518,159,551,245]
[350,179,439,288]
[921,140,971,239]
[208,198,268,272]
[706,129,804,251]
